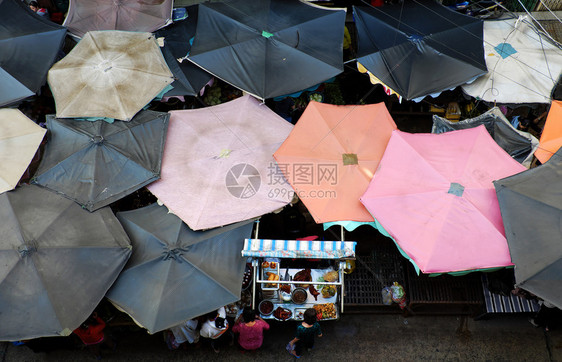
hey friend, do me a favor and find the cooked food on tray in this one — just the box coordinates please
[280,283,291,294]
[313,303,337,320]
[308,285,320,300]
[321,285,337,298]
[273,306,292,321]
[262,261,270,268]
[265,272,280,288]
[293,268,312,288]
[270,261,277,268]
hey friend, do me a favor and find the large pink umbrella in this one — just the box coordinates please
[360,126,526,274]
[147,95,294,230]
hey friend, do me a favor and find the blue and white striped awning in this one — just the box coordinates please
[242,239,356,259]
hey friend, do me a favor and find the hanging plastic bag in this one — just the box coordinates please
[390,282,407,309]
[381,286,393,305]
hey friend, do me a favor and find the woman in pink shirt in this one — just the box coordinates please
[232,308,270,351]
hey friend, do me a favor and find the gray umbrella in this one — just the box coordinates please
[31,110,169,211]
[106,203,254,334]
[0,184,131,342]
[494,148,562,309]
[432,107,539,167]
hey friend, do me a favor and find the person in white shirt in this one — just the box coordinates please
[199,307,230,353]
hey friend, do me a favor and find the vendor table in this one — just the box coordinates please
[259,268,339,321]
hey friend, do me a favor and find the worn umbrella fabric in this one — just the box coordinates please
[494,148,562,309]
[148,95,293,230]
[155,5,212,97]
[0,109,46,194]
[353,1,487,101]
[462,17,562,104]
[274,101,397,223]
[106,203,253,334]
[360,126,526,274]
[432,107,539,167]
[63,0,173,38]
[0,0,66,107]
[0,184,132,341]
[48,31,174,121]
[535,100,562,164]
[31,111,169,212]
[187,0,345,100]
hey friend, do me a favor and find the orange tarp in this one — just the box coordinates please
[535,100,562,163]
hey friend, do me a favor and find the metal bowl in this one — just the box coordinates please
[291,287,308,304]
[258,299,274,316]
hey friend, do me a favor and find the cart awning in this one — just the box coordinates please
[242,239,356,259]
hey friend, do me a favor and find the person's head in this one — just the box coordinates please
[214,316,226,329]
[242,308,256,323]
[303,308,317,325]
[29,1,39,11]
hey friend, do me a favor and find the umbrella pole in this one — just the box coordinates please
[341,225,344,241]
[251,219,260,310]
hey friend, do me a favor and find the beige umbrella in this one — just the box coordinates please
[48,31,174,121]
[0,109,46,194]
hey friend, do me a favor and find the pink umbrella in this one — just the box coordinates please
[360,126,526,274]
[147,95,294,230]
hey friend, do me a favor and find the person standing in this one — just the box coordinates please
[232,308,270,351]
[287,308,322,358]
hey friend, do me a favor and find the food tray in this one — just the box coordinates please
[293,308,307,321]
[261,260,280,291]
[272,307,292,321]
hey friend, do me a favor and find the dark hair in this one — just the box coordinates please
[242,308,256,323]
[29,1,39,7]
[214,317,226,329]
[303,308,317,325]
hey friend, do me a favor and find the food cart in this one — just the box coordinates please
[241,238,356,322]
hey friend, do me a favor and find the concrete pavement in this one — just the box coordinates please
[2,313,560,361]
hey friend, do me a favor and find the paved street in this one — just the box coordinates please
[2,313,560,361]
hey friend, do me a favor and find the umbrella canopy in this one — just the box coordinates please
[353,1,487,101]
[273,101,397,223]
[148,95,293,230]
[187,0,345,100]
[360,126,526,274]
[31,110,169,212]
[535,100,562,164]
[0,109,46,194]
[494,148,562,309]
[106,203,253,334]
[48,30,174,121]
[155,5,212,97]
[0,184,132,341]
[63,0,173,38]
[432,107,539,167]
[462,17,562,104]
[0,0,66,107]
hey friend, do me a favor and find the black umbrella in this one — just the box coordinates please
[0,0,66,106]
[106,203,254,334]
[354,0,487,100]
[494,148,562,309]
[187,0,345,99]
[0,184,131,341]
[32,110,169,211]
[155,5,213,97]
